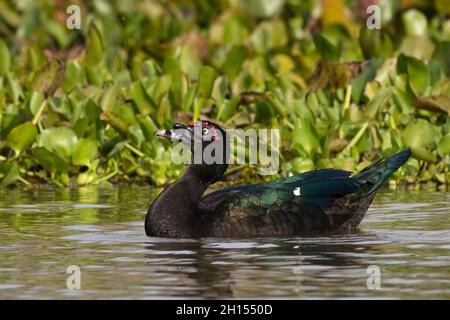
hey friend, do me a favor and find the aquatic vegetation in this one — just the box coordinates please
[0,0,449,187]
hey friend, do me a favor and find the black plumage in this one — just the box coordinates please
[146,120,411,238]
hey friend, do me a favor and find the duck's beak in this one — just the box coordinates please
[153,129,183,142]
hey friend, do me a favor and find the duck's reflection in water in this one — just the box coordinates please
[142,232,379,298]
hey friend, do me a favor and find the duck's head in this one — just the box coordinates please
[154,120,228,162]
[154,120,225,145]
[154,120,228,181]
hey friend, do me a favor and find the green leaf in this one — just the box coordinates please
[197,66,217,99]
[129,125,145,148]
[34,147,68,173]
[437,134,450,156]
[292,119,319,155]
[38,127,78,159]
[31,59,65,96]
[85,23,104,66]
[100,111,129,135]
[0,163,20,187]
[234,0,284,18]
[359,28,393,59]
[402,9,427,37]
[28,91,45,116]
[0,39,10,76]
[351,59,381,104]
[72,138,98,166]
[182,83,197,112]
[432,41,450,77]
[412,96,450,115]
[403,119,435,149]
[410,147,437,163]
[5,72,23,103]
[222,45,247,79]
[137,115,158,140]
[7,121,37,155]
[62,60,84,92]
[313,33,339,62]
[129,81,155,115]
[406,57,429,96]
[363,87,391,119]
[101,85,118,112]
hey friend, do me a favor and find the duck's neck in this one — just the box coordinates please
[145,163,228,237]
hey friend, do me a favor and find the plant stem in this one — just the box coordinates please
[125,143,146,158]
[93,160,118,185]
[342,121,369,153]
[32,100,47,125]
[18,176,31,186]
[343,84,352,113]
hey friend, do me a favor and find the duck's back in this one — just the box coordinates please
[198,169,361,237]
[198,150,411,237]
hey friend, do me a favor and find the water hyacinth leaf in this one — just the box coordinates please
[222,45,247,79]
[402,9,427,37]
[351,59,380,104]
[292,119,319,155]
[0,39,10,76]
[217,96,239,122]
[85,23,104,66]
[266,94,286,117]
[115,104,138,126]
[234,0,284,18]
[309,60,369,92]
[193,97,209,121]
[411,147,437,163]
[29,91,45,115]
[406,57,429,96]
[34,147,68,173]
[363,87,391,119]
[437,134,450,156]
[7,121,37,155]
[137,115,158,140]
[313,33,339,63]
[197,66,217,99]
[38,127,78,159]
[1,114,21,137]
[251,19,288,52]
[392,87,412,114]
[85,99,102,122]
[211,76,229,104]
[101,85,118,112]
[432,41,450,77]
[85,66,103,86]
[182,83,197,112]
[100,112,129,135]
[153,74,172,105]
[31,59,65,96]
[0,163,20,187]
[129,81,155,115]
[412,96,450,115]
[72,138,98,167]
[5,73,23,103]
[129,125,145,148]
[107,140,128,158]
[359,28,393,59]
[403,119,435,149]
[61,60,84,92]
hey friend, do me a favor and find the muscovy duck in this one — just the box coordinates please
[145,120,411,237]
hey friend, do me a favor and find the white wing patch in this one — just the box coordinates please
[293,187,301,196]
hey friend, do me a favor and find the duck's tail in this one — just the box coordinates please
[352,149,411,194]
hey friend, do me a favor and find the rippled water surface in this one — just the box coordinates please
[0,186,449,299]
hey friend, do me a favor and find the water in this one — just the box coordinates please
[0,186,448,299]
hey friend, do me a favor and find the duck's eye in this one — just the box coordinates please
[202,128,209,135]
